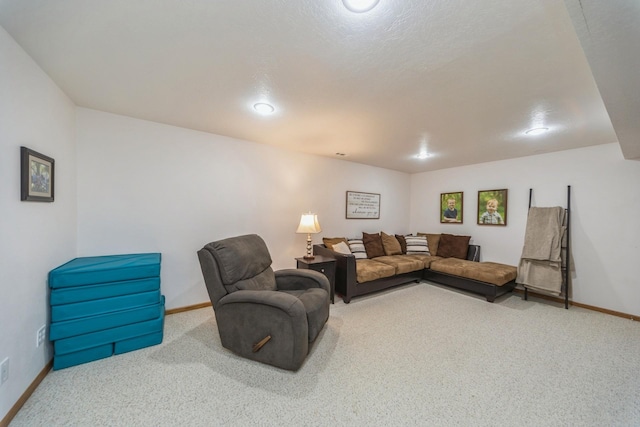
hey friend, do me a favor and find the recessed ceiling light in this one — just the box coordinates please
[525,127,549,136]
[415,152,430,160]
[342,0,380,13]
[253,102,275,114]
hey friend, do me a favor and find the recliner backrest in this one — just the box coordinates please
[198,234,277,304]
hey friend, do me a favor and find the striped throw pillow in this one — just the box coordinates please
[347,239,367,259]
[405,235,430,255]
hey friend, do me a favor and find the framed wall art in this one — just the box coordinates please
[477,189,508,226]
[440,192,463,223]
[21,146,55,202]
[346,191,380,219]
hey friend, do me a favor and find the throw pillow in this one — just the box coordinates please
[405,235,430,255]
[362,232,385,258]
[418,233,440,256]
[437,234,471,259]
[323,237,348,251]
[332,241,352,255]
[347,239,367,259]
[395,234,407,254]
[380,232,402,256]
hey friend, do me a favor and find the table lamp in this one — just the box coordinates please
[296,213,321,259]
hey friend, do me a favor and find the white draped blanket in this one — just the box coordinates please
[517,206,566,295]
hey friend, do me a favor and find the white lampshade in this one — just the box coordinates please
[296,213,321,234]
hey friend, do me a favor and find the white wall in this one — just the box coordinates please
[0,27,77,420]
[410,143,640,316]
[76,108,411,310]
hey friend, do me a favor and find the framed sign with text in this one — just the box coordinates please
[346,191,380,219]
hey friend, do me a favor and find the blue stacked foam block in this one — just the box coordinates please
[49,253,164,370]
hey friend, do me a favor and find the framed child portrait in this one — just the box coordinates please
[477,189,508,226]
[440,192,463,223]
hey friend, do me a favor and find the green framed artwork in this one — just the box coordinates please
[440,192,463,223]
[477,189,507,226]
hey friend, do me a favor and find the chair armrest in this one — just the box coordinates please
[216,289,306,318]
[275,269,330,294]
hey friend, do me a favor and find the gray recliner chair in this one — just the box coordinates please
[197,234,330,371]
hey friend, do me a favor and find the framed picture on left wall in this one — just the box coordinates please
[21,146,55,202]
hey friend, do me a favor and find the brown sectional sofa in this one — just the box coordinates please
[313,233,517,304]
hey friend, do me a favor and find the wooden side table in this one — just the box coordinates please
[296,255,336,304]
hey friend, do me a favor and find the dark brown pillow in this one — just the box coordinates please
[323,237,348,251]
[362,232,385,258]
[437,234,470,259]
[395,234,407,254]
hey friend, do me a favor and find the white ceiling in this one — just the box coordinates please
[0,0,636,173]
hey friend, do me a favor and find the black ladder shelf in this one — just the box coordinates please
[523,185,571,309]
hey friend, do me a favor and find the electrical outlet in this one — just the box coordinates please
[0,358,8,386]
[37,325,46,347]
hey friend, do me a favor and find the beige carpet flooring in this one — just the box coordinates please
[10,282,640,426]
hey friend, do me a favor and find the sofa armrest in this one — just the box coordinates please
[313,244,356,277]
[313,244,357,302]
[467,245,481,262]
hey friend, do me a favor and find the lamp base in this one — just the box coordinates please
[303,233,315,260]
